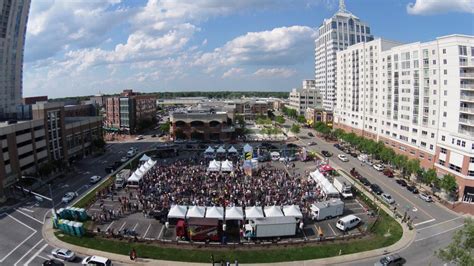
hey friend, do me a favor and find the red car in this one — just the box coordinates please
[383,168,394,178]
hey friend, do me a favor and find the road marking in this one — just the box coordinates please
[18,208,34,213]
[413,218,436,227]
[13,239,44,266]
[327,223,337,236]
[119,222,127,231]
[132,222,139,231]
[415,224,464,242]
[15,209,44,224]
[105,221,115,231]
[143,224,151,238]
[24,242,48,266]
[157,225,165,239]
[0,214,37,263]
[416,216,464,231]
[38,255,49,260]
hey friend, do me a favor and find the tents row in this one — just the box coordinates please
[204,146,238,154]
[127,157,157,187]
[168,205,302,220]
[207,159,234,172]
[309,170,339,198]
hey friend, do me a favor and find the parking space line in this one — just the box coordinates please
[413,218,436,227]
[24,242,48,266]
[157,226,164,240]
[105,221,115,231]
[18,208,34,213]
[5,213,36,232]
[15,209,44,224]
[13,239,43,266]
[119,222,127,231]
[415,224,464,242]
[132,222,139,231]
[327,223,337,236]
[38,255,49,260]
[143,224,151,238]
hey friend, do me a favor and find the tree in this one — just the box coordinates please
[297,115,306,124]
[290,124,300,134]
[235,115,245,127]
[406,159,421,178]
[441,174,457,193]
[275,115,285,124]
[436,218,474,266]
[159,122,170,133]
[422,168,438,185]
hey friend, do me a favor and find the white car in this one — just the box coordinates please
[135,135,144,140]
[381,193,395,204]
[90,175,101,184]
[82,255,112,266]
[51,248,76,261]
[373,164,384,171]
[120,156,128,163]
[338,154,349,162]
[419,193,433,202]
[61,192,77,204]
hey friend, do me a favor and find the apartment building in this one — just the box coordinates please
[335,35,474,202]
[315,0,373,111]
[288,80,322,114]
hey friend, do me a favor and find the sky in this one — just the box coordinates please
[23,0,474,98]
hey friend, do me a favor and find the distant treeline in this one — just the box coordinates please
[51,91,289,102]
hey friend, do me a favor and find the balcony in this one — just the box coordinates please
[461,95,474,102]
[460,72,474,78]
[459,118,474,126]
[460,107,474,114]
[459,128,474,137]
[461,84,474,90]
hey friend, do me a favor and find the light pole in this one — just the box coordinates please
[19,176,55,213]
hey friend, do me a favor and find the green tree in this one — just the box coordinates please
[290,124,300,134]
[436,218,474,266]
[406,159,421,178]
[159,122,171,133]
[441,174,457,193]
[297,115,306,124]
[235,115,245,127]
[256,116,272,125]
[275,115,285,124]
[422,168,438,185]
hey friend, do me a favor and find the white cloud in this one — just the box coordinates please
[407,0,474,15]
[222,68,244,78]
[253,68,296,78]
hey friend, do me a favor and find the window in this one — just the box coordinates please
[431,133,435,138]
[459,45,467,56]
[443,49,446,54]
[439,160,445,166]
[449,164,461,173]
[462,141,466,147]
[430,144,433,150]
[440,148,447,154]
[443,112,447,117]
[444,69,447,75]
[443,59,447,64]
[444,80,447,85]
[470,157,474,163]
[432,60,436,65]
[468,171,474,177]
[441,135,445,141]
[421,141,427,147]
[444,90,447,96]
[442,122,446,127]
[422,130,427,136]
[444,101,447,107]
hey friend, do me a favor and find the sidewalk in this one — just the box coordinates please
[42,176,416,266]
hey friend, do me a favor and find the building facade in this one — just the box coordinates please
[334,35,474,202]
[315,0,373,111]
[288,80,322,114]
[0,0,31,119]
[305,108,334,127]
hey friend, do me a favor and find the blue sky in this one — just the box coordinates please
[23,0,474,98]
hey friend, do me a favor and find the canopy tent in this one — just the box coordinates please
[127,172,142,183]
[207,160,221,172]
[311,170,339,198]
[319,164,335,173]
[139,164,147,174]
[310,170,325,183]
[225,206,243,220]
[221,160,233,172]
[264,206,284,217]
[245,206,264,219]
[282,205,303,219]
[243,144,253,153]
[216,146,226,153]
[139,154,151,162]
[186,206,206,218]
[204,146,215,153]
[228,146,238,153]
[167,205,188,219]
[144,159,156,169]
[205,206,224,220]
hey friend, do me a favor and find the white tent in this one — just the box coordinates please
[243,144,253,153]
[204,146,215,153]
[216,146,226,153]
[207,160,221,172]
[310,170,339,198]
[221,160,233,172]
[225,206,243,220]
[186,206,206,218]
[139,164,147,174]
[245,206,264,219]
[144,159,156,170]
[228,146,238,153]
[205,206,224,220]
[264,206,284,217]
[310,170,325,183]
[282,205,303,219]
[127,172,143,187]
[167,205,188,219]
[139,154,151,162]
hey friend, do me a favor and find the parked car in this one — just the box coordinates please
[396,179,408,187]
[383,168,394,178]
[151,134,157,138]
[321,150,332,157]
[307,132,314,137]
[359,177,371,186]
[61,192,78,204]
[381,193,395,204]
[42,259,64,266]
[370,184,384,195]
[308,141,317,146]
[406,185,419,194]
[120,156,128,163]
[338,154,349,162]
[373,164,384,171]
[81,256,112,266]
[333,143,342,150]
[374,253,405,266]
[90,175,101,184]
[51,248,76,261]
[419,193,433,202]
[135,135,144,140]
[158,133,166,137]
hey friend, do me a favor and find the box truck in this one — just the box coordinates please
[333,176,353,198]
[310,199,344,221]
[244,217,297,239]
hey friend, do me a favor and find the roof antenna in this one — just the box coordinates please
[339,0,347,13]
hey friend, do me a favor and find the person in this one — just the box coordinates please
[130,248,137,261]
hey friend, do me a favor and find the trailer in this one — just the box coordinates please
[176,218,222,242]
[244,217,297,239]
[310,199,344,221]
[333,176,353,198]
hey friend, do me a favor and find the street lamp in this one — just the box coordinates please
[18,176,55,213]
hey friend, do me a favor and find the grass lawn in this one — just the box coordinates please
[56,211,402,263]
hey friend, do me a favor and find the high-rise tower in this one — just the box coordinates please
[315,0,373,111]
[0,0,31,119]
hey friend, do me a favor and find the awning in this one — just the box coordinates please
[264,206,284,217]
[282,205,303,219]
[243,144,253,153]
[207,160,221,172]
[204,146,215,153]
[225,206,243,220]
[221,160,233,172]
[245,206,264,219]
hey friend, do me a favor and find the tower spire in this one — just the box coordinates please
[339,0,347,13]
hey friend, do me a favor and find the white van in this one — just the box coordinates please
[82,255,112,266]
[335,214,361,231]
